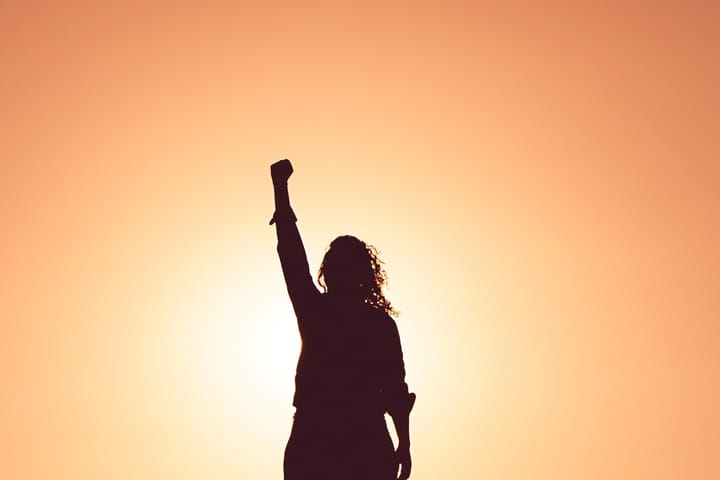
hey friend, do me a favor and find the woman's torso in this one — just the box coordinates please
[292,294,390,415]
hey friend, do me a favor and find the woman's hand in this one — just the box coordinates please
[395,444,412,480]
[271,159,293,184]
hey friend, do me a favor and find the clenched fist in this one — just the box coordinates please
[271,159,293,184]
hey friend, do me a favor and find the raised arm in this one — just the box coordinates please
[270,159,320,323]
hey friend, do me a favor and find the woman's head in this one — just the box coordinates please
[318,235,397,316]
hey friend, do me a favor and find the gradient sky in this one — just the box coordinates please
[2,2,719,479]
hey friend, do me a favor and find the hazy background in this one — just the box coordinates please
[2,1,718,479]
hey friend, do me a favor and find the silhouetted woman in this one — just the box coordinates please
[270,159,415,480]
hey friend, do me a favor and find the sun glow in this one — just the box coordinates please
[139,248,302,479]
[177,256,301,414]
[4,2,719,479]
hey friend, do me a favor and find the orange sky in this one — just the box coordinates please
[2,2,719,479]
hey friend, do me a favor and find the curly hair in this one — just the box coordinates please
[317,235,398,317]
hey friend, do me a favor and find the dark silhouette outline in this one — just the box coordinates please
[270,159,416,480]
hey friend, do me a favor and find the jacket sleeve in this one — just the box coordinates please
[380,315,414,416]
[274,208,321,330]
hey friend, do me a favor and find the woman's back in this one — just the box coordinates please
[293,294,407,415]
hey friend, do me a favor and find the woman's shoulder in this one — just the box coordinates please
[366,304,397,330]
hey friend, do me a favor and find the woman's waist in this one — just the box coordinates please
[293,390,386,416]
[293,404,387,427]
